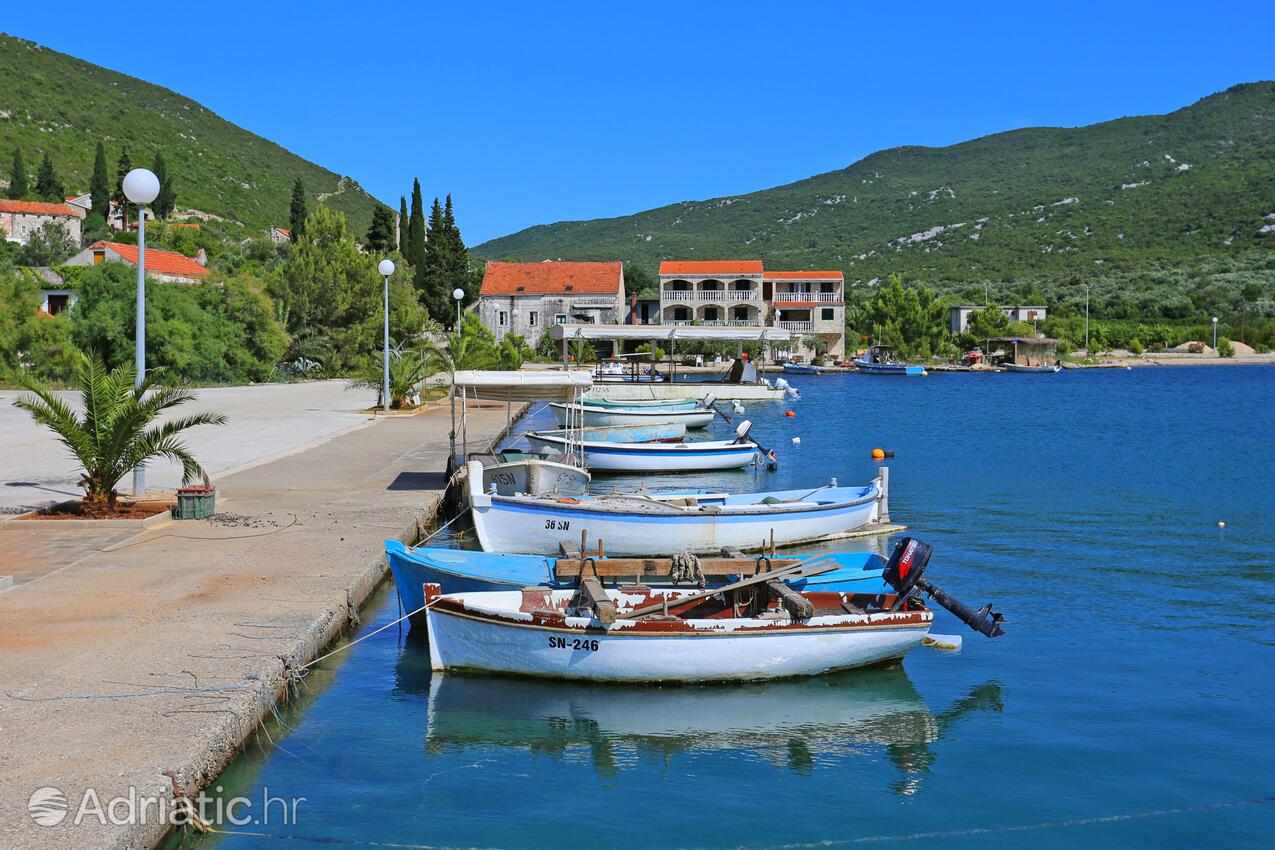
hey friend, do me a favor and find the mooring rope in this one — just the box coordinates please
[669,552,705,588]
[299,602,430,670]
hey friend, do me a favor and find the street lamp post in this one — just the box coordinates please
[378,259,395,412]
[123,168,160,498]
[1212,316,1218,352]
[1083,284,1091,354]
[452,288,465,332]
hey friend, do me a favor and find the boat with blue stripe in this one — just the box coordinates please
[853,345,927,376]
[523,427,759,472]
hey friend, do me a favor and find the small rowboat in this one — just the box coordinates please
[524,431,757,473]
[853,345,927,376]
[423,568,932,682]
[464,460,889,555]
[782,363,827,375]
[548,401,716,429]
[581,396,702,410]
[1001,363,1062,374]
[522,422,687,443]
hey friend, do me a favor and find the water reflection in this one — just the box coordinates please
[403,642,1001,794]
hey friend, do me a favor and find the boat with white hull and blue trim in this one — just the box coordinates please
[462,459,889,556]
[548,401,716,429]
[853,345,927,376]
[523,426,758,473]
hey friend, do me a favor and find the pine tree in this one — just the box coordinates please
[406,179,426,269]
[152,153,176,219]
[397,196,408,252]
[8,148,28,199]
[111,150,133,229]
[289,178,308,239]
[419,197,450,317]
[90,142,110,218]
[365,206,396,254]
[35,153,63,202]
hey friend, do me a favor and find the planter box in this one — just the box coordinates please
[175,487,217,520]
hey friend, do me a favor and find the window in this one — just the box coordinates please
[821,308,834,321]
[733,306,749,320]
[704,307,719,321]
[498,311,508,327]
[673,307,690,321]
[555,313,567,325]
[529,311,538,327]
[46,293,69,316]
[820,282,835,293]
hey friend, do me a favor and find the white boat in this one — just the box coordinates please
[523,429,758,473]
[1002,363,1062,374]
[454,451,589,500]
[581,396,702,409]
[591,360,665,383]
[424,579,933,683]
[465,459,890,555]
[548,401,716,429]
[520,422,687,443]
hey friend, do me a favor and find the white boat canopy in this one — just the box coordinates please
[550,324,791,342]
[449,370,592,402]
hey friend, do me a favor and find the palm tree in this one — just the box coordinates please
[14,354,227,511]
[425,315,497,374]
[348,340,434,409]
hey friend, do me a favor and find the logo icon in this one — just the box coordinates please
[28,786,68,827]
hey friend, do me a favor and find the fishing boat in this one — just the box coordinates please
[464,459,890,555]
[452,451,589,501]
[1002,363,1062,374]
[580,396,702,410]
[523,421,760,473]
[853,345,927,376]
[591,358,665,383]
[386,539,895,613]
[548,401,716,429]
[518,422,687,444]
[423,536,1002,682]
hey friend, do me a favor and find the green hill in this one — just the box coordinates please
[0,34,384,233]
[475,83,1275,289]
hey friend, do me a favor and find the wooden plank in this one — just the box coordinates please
[767,579,814,619]
[554,557,800,579]
[571,577,616,624]
[618,559,837,620]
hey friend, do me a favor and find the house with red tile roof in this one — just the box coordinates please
[270,226,291,244]
[658,260,844,359]
[477,261,625,346]
[63,241,211,284]
[0,199,84,246]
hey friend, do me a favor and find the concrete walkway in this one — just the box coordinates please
[0,380,378,513]
[0,400,513,850]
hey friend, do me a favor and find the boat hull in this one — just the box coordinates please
[521,422,687,443]
[549,403,715,429]
[467,468,886,555]
[1002,363,1062,373]
[458,458,590,503]
[854,360,927,376]
[524,433,757,472]
[426,590,930,682]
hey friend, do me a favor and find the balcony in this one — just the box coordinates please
[777,320,815,332]
[662,288,761,303]
[667,319,762,327]
[772,290,842,304]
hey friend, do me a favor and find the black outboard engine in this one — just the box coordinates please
[883,537,1005,638]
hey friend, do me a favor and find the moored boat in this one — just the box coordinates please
[523,426,758,473]
[782,362,827,375]
[580,396,703,410]
[853,345,927,376]
[548,401,716,429]
[518,422,687,444]
[464,459,890,555]
[1001,363,1062,374]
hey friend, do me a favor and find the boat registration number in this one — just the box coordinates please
[544,519,571,531]
[548,636,600,652]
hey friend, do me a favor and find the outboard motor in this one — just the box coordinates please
[883,537,1005,638]
[732,420,753,444]
[702,393,717,410]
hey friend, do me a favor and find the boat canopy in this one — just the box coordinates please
[448,370,592,402]
[549,324,791,342]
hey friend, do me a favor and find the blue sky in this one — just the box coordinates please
[6,1,1274,244]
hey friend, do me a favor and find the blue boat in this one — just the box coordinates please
[782,362,827,375]
[853,345,927,376]
[386,539,893,617]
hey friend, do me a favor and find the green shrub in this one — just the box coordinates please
[1217,337,1235,357]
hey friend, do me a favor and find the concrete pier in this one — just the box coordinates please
[0,400,515,850]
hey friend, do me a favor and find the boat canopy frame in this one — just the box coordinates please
[549,323,792,381]
[446,370,593,467]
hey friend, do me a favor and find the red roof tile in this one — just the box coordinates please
[89,241,210,280]
[764,270,845,280]
[0,199,80,217]
[480,261,622,296]
[659,260,763,276]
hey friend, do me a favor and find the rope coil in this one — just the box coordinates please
[670,552,705,588]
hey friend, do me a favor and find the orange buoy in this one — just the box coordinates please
[871,448,886,459]
[784,410,796,417]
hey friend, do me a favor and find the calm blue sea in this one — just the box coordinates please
[185,366,1275,849]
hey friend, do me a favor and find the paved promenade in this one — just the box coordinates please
[0,399,514,850]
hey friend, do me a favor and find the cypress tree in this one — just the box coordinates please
[35,153,63,202]
[90,142,110,218]
[406,179,426,269]
[152,152,176,219]
[419,197,450,316]
[365,206,395,254]
[111,150,133,228]
[8,148,28,199]
[441,194,470,302]
[397,195,408,252]
[289,178,308,238]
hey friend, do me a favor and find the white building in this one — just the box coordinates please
[0,199,84,245]
[948,305,1048,334]
[477,261,626,346]
[64,241,211,284]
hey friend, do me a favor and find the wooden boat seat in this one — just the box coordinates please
[554,557,800,580]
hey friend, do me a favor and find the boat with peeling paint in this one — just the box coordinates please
[423,581,932,682]
[548,400,717,429]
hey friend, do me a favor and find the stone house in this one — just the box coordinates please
[0,199,84,245]
[948,305,1048,334]
[477,261,626,347]
[269,226,291,244]
[63,241,210,284]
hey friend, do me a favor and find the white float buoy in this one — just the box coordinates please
[1217,521,1226,528]
[732,401,744,415]
[791,437,801,445]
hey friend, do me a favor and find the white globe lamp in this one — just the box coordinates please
[124,167,160,499]
[378,259,396,277]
